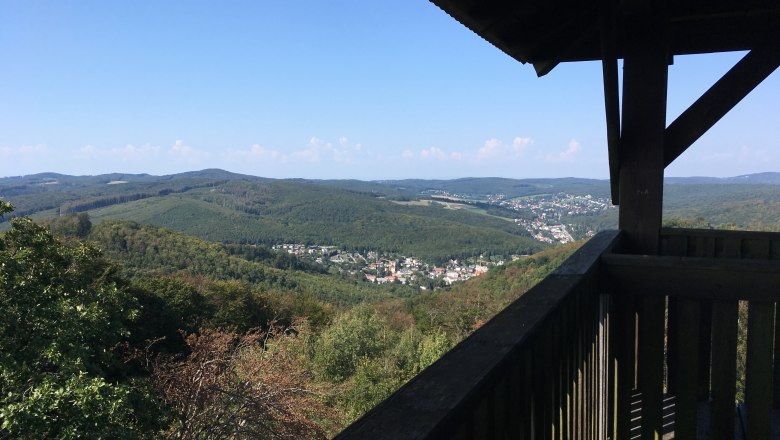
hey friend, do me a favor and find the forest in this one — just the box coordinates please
[0,202,579,438]
[2,171,779,437]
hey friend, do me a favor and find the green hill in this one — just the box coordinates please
[88,220,410,306]
[70,180,546,262]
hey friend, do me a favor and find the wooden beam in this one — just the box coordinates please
[664,46,780,167]
[600,0,620,205]
[601,253,780,302]
[617,19,667,254]
[618,10,668,440]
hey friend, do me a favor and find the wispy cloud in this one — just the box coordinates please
[478,138,502,159]
[169,140,210,163]
[545,138,581,162]
[419,147,447,160]
[512,137,534,156]
[1,144,49,159]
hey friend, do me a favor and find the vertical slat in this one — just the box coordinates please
[639,295,666,440]
[710,236,741,440]
[698,300,713,401]
[590,290,599,440]
[552,313,562,440]
[453,418,472,440]
[508,351,524,438]
[548,322,557,440]
[674,298,700,439]
[583,290,591,440]
[662,233,686,400]
[691,235,715,401]
[565,302,573,440]
[569,294,578,439]
[520,349,534,439]
[587,291,595,440]
[600,295,609,440]
[494,377,508,440]
[710,299,739,440]
[745,301,774,440]
[666,296,679,395]
[607,293,618,440]
[774,303,780,409]
[576,289,584,440]
[534,335,545,440]
[614,291,635,440]
[543,325,555,440]
[474,394,491,439]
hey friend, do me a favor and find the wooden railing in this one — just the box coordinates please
[337,230,621,439]
[604,228,780,439]
[336,228,780,440]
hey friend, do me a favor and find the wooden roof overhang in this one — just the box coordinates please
[430,0,780,76]
[430,0,780,214]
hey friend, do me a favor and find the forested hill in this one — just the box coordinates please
[5,170,780,261]
[86,219,411,307]
[1,172,545,262]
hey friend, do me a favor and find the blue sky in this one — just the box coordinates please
[1,0,778,179]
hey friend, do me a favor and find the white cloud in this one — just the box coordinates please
[420,147,447,160]
[401,149,415,158]
[1,144,48,158]
[76,144,100,160]
[546,138,581,162]
[450,151,465,161]
[168,140,210,164]
[561,138,581,159]
[110,144,161,162]
[289,137,332,163]
[478,138,502,159]
[512,137,534,156]
[225,144,282,161]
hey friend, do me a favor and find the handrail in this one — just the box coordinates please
[336,230,621,439]
[337,227,780,439]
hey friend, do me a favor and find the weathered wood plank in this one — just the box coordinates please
[493,377,508,440]
[474,394,490,439]
[774,304,780,409]
[666,296,679,395]
[613,289,635,440]
[519,349,534,439]
[661,227,780,243]
[659,233,687,257]
[601,254,780,302]
[710,299,738,440]
[698,300,713,401]
[674,298,700,439]
[745,301,774,440]
[505,350,522,438]
[639,295,665,440]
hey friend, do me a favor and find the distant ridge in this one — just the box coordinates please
[664,172,780,185]
[0,168,260,184]
[4,169,780,186]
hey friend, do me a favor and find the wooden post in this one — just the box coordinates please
[618,9,668,440]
